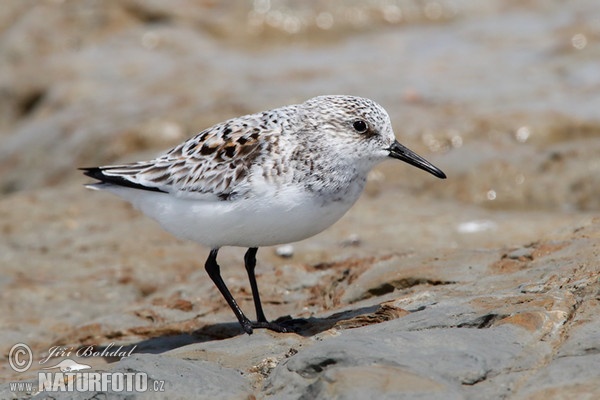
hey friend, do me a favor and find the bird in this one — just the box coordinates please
[41,359,91,372]
[81,95,446,334]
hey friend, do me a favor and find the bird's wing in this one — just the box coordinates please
[82,114,284,201]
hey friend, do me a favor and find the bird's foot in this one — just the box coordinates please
[240,316,307,335]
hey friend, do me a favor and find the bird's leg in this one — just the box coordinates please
[204,248,254,334]
[243,247,292,333]
[204,248,291,334]
[244,247,267,323]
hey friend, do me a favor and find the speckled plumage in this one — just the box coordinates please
[85,96,400,201]
[81,95,446,334]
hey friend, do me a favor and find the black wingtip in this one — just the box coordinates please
[80,167,105,181]
[79,167,166,193]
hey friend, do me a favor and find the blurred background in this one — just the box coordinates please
[1,1,600,390]
[1,0,599,211]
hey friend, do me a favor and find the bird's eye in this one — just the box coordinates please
[352,120,368,133]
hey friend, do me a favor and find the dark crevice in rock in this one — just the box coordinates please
[457,313,507,329]
[407,313,508,331]
[18,89,46,116]
[297,358,338,379]
[124,4,173,25]
[461,370,490,385]
[366,277,456,298]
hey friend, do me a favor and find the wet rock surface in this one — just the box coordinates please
[1,1,600,399]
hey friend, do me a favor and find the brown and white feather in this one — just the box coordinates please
[91,106,300,200]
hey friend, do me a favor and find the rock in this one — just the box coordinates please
[275,244,295,258]
[2,1,600,399]
[28,354,251,400]
[264,323,534,399]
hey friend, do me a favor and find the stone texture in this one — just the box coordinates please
[2,1,600,399]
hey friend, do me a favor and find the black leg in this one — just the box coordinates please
[204,248,291,334]
[205,248,254,334]
[244,247,268,323]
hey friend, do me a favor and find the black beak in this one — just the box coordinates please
[387,141,446,179]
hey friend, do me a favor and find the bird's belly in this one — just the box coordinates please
[112,185,358,248]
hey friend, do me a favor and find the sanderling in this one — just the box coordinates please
[81,95,446,334]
